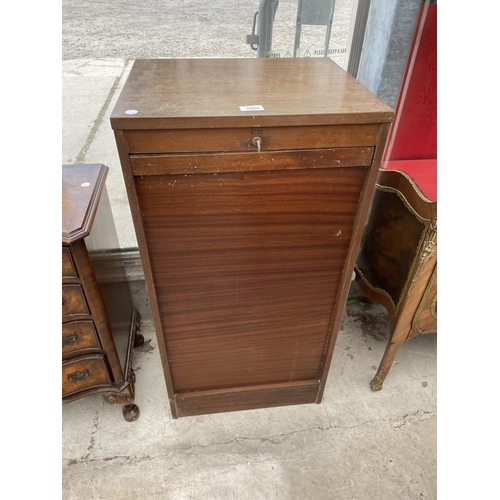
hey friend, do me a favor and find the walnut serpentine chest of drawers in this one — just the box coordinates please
[62,163,143,421]
[110,58,394,418]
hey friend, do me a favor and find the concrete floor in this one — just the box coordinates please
[62,2,436,498]
[62,281,437,500]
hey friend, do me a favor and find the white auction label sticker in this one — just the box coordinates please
[125,109,138,115]
[239,105,264,111]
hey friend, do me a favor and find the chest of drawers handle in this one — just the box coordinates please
[67,369,90,384]
[62,332,79,349]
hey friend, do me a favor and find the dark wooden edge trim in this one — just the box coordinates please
[110,112,394,131]
[130,147,375,176]
[68,240,124,383]
[62,276,82,285]
[62,164,109,245]
[62,313,92,324]
[114,129,178,419]
[174,380,320,418]
[62,353,106,366]
[62,347,103,361]
[316,122,391,402]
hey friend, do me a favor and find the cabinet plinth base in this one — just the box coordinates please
[172,380,320,418]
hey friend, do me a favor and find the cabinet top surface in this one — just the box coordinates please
[110,58,394,130]
[62,164,108,245]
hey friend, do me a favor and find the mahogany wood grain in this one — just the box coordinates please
[111,58,394,417]
[136,167,367,393]
[130,147,374,176]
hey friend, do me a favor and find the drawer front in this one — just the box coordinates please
[62,285,90,319]
[62,320,101,354]
[62,355,112,397]
[413,269,437,334]
[126,124,380,154]
[62,248,78,279]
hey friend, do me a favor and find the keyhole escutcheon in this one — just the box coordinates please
[252,137,262,153]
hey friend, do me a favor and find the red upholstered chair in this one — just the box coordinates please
[355,0,437,390]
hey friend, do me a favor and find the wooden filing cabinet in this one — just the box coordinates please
[110,58,394,418]
[62,163,143,421]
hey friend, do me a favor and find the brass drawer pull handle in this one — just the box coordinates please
[252,136,262,153]
[62,332,79,348]
[67,369,90,384]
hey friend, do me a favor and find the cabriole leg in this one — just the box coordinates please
[371,323,409,391]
